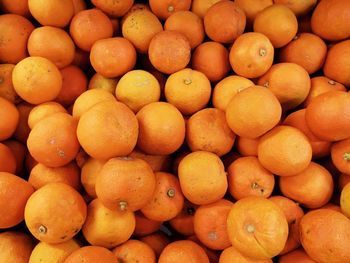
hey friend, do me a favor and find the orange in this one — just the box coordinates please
[204,1,246,44]
[69,8,113,52]
[82,199,135,248]
[188,235,220,263]
[258,63,311,110]
[274,0,317,16]
[148,30,191,74]
[90,37,137,78]
[279,33,327,74]
[300,209,350,263]
[331,138,350,175]
[140,233,170,258]
[0,143,17,174]
[72,0,86,14]
[95,157,156,212]
[258,125,312,176]
[339,173,350,191]
[191,0,223,18]
[0,14,34,64]
[227,156,275,200]
[178,151,227,205]
[14,102,33,144]
[88,73,118,94]
[219,246,273,263]
[235,0,273,25]
[81,158,106,198]
[3,140,26,174]
[0,232,34,263]
[0,64,21,104]
[278,248,317,263]
[227,196,289,260]
[169,200,197,236]
[0,97,19,140]
[64,246,117,263]
[25,183,87,244]
[0,172,34,228]
[28,0,74,27]
[226,86,282,139]
[91,0,134,17]
[27,112,80,167]
[115,69,161,113]
[305,91,350,141]
[112,240,156,263]
[311,0,350,41]
[340,182,350,218]
[128,148,171,172]
[165,11,204,49]
[253,4,298,48]
[0,0,30,17]
[165,68,211,115]
[136,102,185,155]
[149,0,191,20]
[212,75,254,112]
[12,56,62,105]
[194,199,233,250]
[158,240,209,263]
[229,32,274,78]
[133,211,162,237]
[192,41,230,82]
[236,137,259,157]
[28,102,67,129]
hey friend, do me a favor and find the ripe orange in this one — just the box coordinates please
[112,240,156,263]
[14,102,33,144]
[0,0,30,17]
[0,143,17,174]
[2,140,26,174]
[80,158,106,198]
[274,0,317,16]
[278,248,317,263]
[149,0,191,20]
[331,138,350,175]
[28,102,67,129]
[219,246,273,263]
[140,233,170,258]
[128,148,171,173]
[0,231,34,263]
[0,64,21,104]
[88,73,118,94]
[191,0,223,18]
[169,200,197,236]
[133,211,162,237]
[91,0,133,17]
[64,246,117,263]
[0,97,19,141]
[235,0,273,26]
[236,137,259,157]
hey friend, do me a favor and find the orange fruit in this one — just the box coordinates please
[140,233,170,258]
[191,0,223,18]
[178,151,227,205]
[0,231,34,263]
[278,248,317,263]
[0,97,19,140]
[82,199,135,248]
[204,1,246,44]
[112,240,156,263]
[227,196,289,260]
[305,91,350,141]
[165,68,211,115]
[258,63,311,110]
[339,173,350,191]
[0,14,34,64]
[165,11,204,49]
[212,75,254,112]
[27,112,80,167]
[148,30,191,74]
[28,0,74,27]
[229,32,274,78]
[28,102,67,129]
[188,235,220,263]
[12,56,62,105]
[136,102,185,155]
[274,0,317,16]
[194,199,233,250]
[219,246,273,263]
[226,86,282,139]
[0,0,30,17]
[192,41,230,82]
[331,138,350,175]
[269,196,304,255]
[72,0,86,14]
[141,172,184,221]
[64,246,117,263]
[169,200,197,236]
[128,148,171,173]
[149,0,191,20]
[340,182,350,218]
[300,209,350,263]
[158,240,209,263]
[88,73,118,94]
[29,239,80,263]
[77,100,138,160]
[25,183,87,244]
[227,156,275,200]
[95,157,156,212]
[133,211,162,237]
[311,0,350,41]
[0,143,17,174]
[253,4,298,48]
[0,64,21,104]
[0,172,34,228]
[81,158,106,198]
[3,139,26,174]
[236,137,259,157]
[279,33,327,74]
[258,125,312,177]
[90,37,137,78]
[323,39,350,86]
[91,0,134,17]
[14,102,33,144]
[235,0,273,25]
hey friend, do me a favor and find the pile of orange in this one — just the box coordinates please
[1,0,350,262]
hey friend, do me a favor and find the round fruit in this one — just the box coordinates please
[112,239,156,263]
[0,232,34,263]
[64,246,117,263]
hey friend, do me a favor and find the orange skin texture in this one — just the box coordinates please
[158,240,210,263]
[77,100,139,160]
[0,14,34,64]
[236,137,259,157]
[14,102,33,144]
[141,172,184,222]
[25,183,87,244]
[186,108,235,157]
[0,172,34,228]
[0,143,17,174]
[323,40,350,86]
[187,235,220,263]
[191,0,223,19]
[95,157,156,212]
[274,0,317,16]
[235,0,273,25]
[128,148,171,173]
[88,73,118,94]
[140,233,170,258]
[149,0,191,20]
[27,112,80,168]
[331,137,350,175]
[258,125,312,177]
[3,140,27,174]
[80,158,106,198]
[305,91,350,141]
[64,246,117,263]
[300,209,350,263]
[279,33,327,74]
[192,41,230,82]
[279,162,334,209]
[0,97,19,141]
[269,196,305,255]
[194,199,233,250]
[134,211,162,237]
[278,248,317,263]
[28,102,67,129]
[169,200,197,236]
[311,0,350,41]
[112,240,156,263]
[227,156,275,200]
[148,30,191,74]
[227,196,289,260]
[229,32,274,79]
[91,0,134,17]
[136,102,185,155]
[0,64,21,104]
[283,109,332,159]
[226,86,282,139]
[0,0,30,17]
[0,232,34,263]
[219,246,273,263]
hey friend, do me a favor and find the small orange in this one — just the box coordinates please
[133,211,162,237]
[128,148,171,173]
[235,0,273,25]
[0,97,19,141]
[140,233,170,258]
[341,182,350,218]
[278,248,317,263]
[191,0,223,19]
[0,0,30,17]
[219,246,273,263]
[72,0,86,14]
[14,102,33,144]
[0,231,34,263]
[64,246,117,263]
[274,0,317,16]
[2,140,26,175]
[0,64,21,104]
[188,235,220,263]
[81,158,106,198]
[88,73,118,94]
[149,0,191,20]
[0,143,17,174]
[169,200,197,236]
[332,138,350,177]
[112,240,156,263]
[28,102,67,129]
[339,173,350,191]
[91,0,134,17]
[236,137,259,157]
